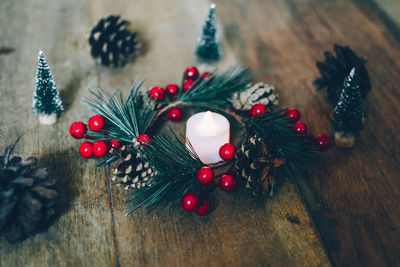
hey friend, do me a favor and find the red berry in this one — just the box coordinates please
[137,134,151,146]
[251,104,267,117]
[315,134,330,151]
[195,200,209,216]
[184,67,199,80]
[88,115,105,132]
[200,71,214,81]
[219,143,236,161]
[69,121,86,139]
[149,86,165,101]
[167,108,182,122]
[197,167,214,184]
[219,174,236,192]
[166,84,179,98]
[181,193,199,212]
[200,72,215,83]
[183,79,194,92]
[110,140,120,149]
[293,121,307,134]
[92,141,108,157]
[200,72,210,80]
[285,108,300,122]
[79,142,93,159]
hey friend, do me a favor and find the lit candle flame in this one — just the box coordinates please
[198,111,218,135]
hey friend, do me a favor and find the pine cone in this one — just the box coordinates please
[314,44,371,104]
[89,15,140,67]
[235,134,279,196]
[232,82,279,111]
[0,142,58,243]
[111,143,156,190]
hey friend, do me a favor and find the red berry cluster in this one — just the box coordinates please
[217,143,237,192]
[250,105,330,151]
[195,165,236,193]
[284,108,330,151]
[69,115,122,159]
[181,193,209,216]
[149,67,213,124]
[181,143,238,215]
[70,116,153,159]
[69,115,113,158]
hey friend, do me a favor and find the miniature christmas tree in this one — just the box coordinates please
[195,3,222,62]
[32,51,63,125]
[332,68,364,147]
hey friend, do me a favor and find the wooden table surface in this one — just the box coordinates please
[0,0,399,266]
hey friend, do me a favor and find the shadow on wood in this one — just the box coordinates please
[37,148,77,233]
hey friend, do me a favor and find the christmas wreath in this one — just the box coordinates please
[69,66,329,216]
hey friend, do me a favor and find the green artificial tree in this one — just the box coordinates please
[195,3,222,62]
[332,68,364,147]
[32,50,63,125]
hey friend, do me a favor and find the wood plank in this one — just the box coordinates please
[374,0,400,28]
[5,0,400,266]
[214,0,400,265]
[0,0,331,266]
[0,0,117,266]
[95,0,330,266]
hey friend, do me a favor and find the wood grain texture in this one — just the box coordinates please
[92,1,330,266]
[375,0,400,27]
[0,0,330,266]
[0,0,117,266]
[0,0,399,266]
[214,0,400,265]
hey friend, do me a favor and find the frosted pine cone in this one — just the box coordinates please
[232,83,279,111]
[111,144,156,190]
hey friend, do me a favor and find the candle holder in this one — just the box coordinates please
[69,66,328,217]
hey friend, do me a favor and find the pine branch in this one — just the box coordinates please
[179,66,254,107]
[125,133,209,215]
[246,109,319,179]
[84,78,157,143]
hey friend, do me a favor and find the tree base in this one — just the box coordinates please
[38,114,57,125]
[334,132,355,148]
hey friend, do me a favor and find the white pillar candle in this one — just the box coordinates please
[185,111,230,164]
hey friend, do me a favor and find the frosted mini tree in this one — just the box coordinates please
[195,3,222,62]
[32,51,63,125]
[332,68,364,147]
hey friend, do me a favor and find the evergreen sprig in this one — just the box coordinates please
[179,66,253,107]
[247,109,318,178]
[126,133,208,215]
[84,78,157,143]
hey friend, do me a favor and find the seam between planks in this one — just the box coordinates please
[292,176,336,266]
[106,164,121,267]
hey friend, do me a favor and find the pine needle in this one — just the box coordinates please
[83,78,157,143]
[246,109,319,180]
[179,66,254,107]
[125,133,209,214]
